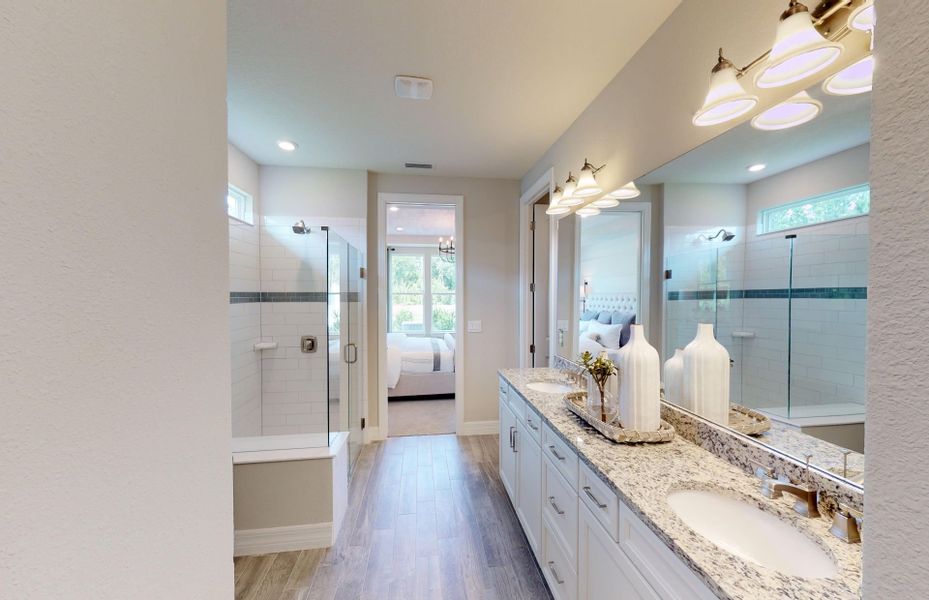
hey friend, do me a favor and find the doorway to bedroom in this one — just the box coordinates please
[378,195,463,437]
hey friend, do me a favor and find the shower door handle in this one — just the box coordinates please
[344,343,358,364]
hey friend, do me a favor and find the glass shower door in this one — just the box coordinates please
[346,244,363,470]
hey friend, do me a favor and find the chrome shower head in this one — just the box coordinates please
[707,229,735,242]
[292,220,309,234]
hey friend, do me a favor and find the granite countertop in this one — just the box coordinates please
[758,422,865,485]
[499,367,862,600]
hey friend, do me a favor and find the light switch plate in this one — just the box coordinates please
[467,320,482,333]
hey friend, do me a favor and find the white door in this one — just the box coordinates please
[499,398,518,503]
[578,504,657,600]
[515,423,542,556]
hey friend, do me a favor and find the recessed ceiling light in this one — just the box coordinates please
[747,163,767,172]
[395,226,404,232]
[277,140,298,152]
[389,206,400,212]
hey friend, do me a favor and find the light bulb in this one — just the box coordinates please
[693,50,759,127]
[751,91,822,131]
[754,3,843,89]
[574,160,603,198]
[823,55,874,95]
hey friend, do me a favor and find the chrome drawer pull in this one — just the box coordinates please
[547,561,565,585]
[548,496,565,516]
[509,426,515,449]
[548,445,566,461]
[583,486,608,509]
[513,429,518,453]
[527,417,539,431]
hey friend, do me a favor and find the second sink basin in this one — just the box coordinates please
[667,489,837,579]
[526,381,573,394]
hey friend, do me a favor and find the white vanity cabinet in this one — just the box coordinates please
[498,376,717,600]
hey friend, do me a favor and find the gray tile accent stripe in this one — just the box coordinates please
[229,291,361,304]
[667,287,867,301]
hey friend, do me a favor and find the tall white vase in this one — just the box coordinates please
[618,325,660,431]
[663,348,684,408]
[682,323,730,424]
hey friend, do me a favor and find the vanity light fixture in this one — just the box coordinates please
[847,0,875,31]
[823,54,874,95]
[546,185,572,216]
[751,91,823,131]
[693,49,759,127]
[747,163,767,172]
[574,159,605,198]
[754,1,844,89]
[560,172,584,207]
[277,140,298,152]
[608,181,642,200]
[575,206,601,218]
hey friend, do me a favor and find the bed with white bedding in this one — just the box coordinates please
[387,333,456,398]
[578,293,637,363]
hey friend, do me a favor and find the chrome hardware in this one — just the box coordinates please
[548,445,566,461]
[583,486,608,509]
[750,459,774,480]
[301,335,317,353]
[343,342,358,364]
[509,426,515,449]
[547,561,565,585]
[841,449,853,479]
[548,496,565,516]
[513,429,518,453]
[770,480,820,518]
[830,503,863,543]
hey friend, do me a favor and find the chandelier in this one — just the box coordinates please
[438,236,455,262]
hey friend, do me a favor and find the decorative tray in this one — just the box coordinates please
[564,392,675,444]
[728,403,772,436]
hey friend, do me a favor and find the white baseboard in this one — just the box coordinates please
[458,420,499,436]
[234,522,333,557]
[363,425,383,443]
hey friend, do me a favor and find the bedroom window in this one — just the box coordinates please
[389,250,455,333]
[758,183,870,235]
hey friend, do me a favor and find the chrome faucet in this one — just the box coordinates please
[830,503,863,543]
[751,458,820,518]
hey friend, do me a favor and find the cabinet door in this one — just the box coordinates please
[499,398,518,504]
[578,504,658,600]
[515,425,542,557]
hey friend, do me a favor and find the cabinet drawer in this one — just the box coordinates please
[619,500,717,600]
[498,376,508,395]
[523,405,543,444]
[578,462,620,542]
[507,385,527,416]
[542,424,578,490]
[543,514,578,600]
[543,457,578,565]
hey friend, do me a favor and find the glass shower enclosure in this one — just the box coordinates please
[230,225,363,470]
[665,231,868,421]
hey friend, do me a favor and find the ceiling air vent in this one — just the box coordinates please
[395,75,433,100]
[404,162,433,170]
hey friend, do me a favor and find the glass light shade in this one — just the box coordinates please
[750,91,823,130]
[546,205,572,216]
[575,206,601,218]
[823,55,874,95]
[574,164,602,198]
[848,1,875,31]
[560,175,583,206]
[608,181,641,200]
[693,64,759,126]
[590,196,621,208]
[754,10,843,88]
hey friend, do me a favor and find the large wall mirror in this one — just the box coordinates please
[554,83,869,489]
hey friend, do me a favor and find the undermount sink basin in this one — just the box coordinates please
[667,489,837,579]
[526,381,573,394]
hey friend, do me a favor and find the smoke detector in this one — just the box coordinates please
[395,75,433,100]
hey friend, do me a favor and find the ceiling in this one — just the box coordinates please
[640,87,871,186]
[227,0,681,179]
[386,204,455,237]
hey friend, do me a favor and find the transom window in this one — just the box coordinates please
[227,183,254,224]
[758,183,869,235]
[388,249,456,333]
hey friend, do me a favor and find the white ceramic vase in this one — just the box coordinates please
[618,325,660,431]
[681,323,730,424]
[663,348,684,408]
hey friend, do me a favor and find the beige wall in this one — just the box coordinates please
[1,2,231,597]
[865,4,929,598]
[229,142,262,208]
[367,173,521,427]
[234,460,334,529]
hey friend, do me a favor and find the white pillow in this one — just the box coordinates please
[386,332,407,347]
[444,333,456,351]
[579,320,590,333]
[580,330,600,343]
[587,320,622,349]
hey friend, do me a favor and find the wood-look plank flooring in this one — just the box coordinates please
[234,434,552,600]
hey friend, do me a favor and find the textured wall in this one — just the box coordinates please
[864,2,929,597]
[0,2,231,598]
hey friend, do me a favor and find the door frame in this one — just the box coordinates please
[377,193,465,439]
[518,168,555,368]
